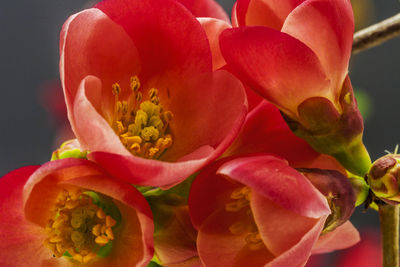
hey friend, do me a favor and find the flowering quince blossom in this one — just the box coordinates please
[60,0,247,188]
[183,98,359,266]
[0,159,153,266]
[188,155,360,266]
[220,0,371,176]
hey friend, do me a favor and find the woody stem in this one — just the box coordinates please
[352,13,400,54]
[379,203,399,267]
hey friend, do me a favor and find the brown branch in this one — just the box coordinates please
[352,13,400,54]
[379,203,399,267]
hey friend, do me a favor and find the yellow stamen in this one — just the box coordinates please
[109,76,174,159]
[43,189,118,264]
[130,76,140,92]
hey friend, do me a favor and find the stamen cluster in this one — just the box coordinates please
[111,76,173,159]
[43,188,117,264]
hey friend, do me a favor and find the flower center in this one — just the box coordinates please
[110,76,173,159]
[225,186,264,251]
[44,188,117,264]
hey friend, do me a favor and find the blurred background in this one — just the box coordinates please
[0,0,399,265]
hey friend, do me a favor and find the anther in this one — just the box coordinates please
[112,83,121,95]
[95,235,109,246]
[130,76,140,92]
[96,208,106,219]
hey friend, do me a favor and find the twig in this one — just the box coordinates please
[379,203,399,267]
[352,13,400,54]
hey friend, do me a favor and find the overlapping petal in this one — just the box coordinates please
[282,0,354,93]
[235,0,304,29]
[220,26,330,118]
[189,155,331,266]
[224,100,319,166]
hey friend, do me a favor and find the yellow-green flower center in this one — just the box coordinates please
[110,76,173,159]
[44,189,117,264]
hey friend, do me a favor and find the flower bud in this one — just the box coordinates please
[299,168,356,233]
[51,139,87,161]
[367,154,400,204]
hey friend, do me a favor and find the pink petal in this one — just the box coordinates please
[95,0,212,80]
[88,70,247,187]
[220,26,330,118]
[197,207,275,267]
[71,76,129,154]
[217,155,331,218]
[251,191,319,256]
[197,18,231,70]
[224,100,319,167]
[60,8,141,123]
[266,216,327,267]
[177,0,230,22]
[282,0,354,92]
[312,221,360,254]
[236,0,305,29]
[188,158,240,229]
[0,166,52,267]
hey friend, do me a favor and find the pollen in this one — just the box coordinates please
[43,189,118,264]
[110,75,173,159]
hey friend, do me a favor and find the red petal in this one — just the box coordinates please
[236,0,304,29]
[312,221,360,254]
[95,0,212,80]
[251,191,319,256]
[0,166,52,267]
[177,0,230,22]
[224,100,319,167]
[217,155,331,218]
[220,26,329,117]
[60,8,140,123]
[282,0,354,92]
[197,18,231,70]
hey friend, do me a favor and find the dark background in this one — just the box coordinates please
[0,0,399,263]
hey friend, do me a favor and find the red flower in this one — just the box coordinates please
[0,159,153,266]
[60,0,247,187]
[189,155,360,266]
[220,0,370,176]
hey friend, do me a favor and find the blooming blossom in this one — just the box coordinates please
[0,159,153,266]
[60,0,247,187]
